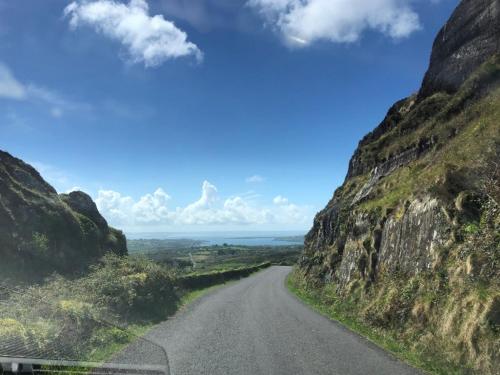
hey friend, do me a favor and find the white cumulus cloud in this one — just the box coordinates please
[95,188,173,225]
[64,0,202,67]
[133,188,172,223]
[248,0,421,46]
[174,180,274,225]
[176,181,219,225]
[95,180,312,230]
[273,195,289,205]
[95,190,136,223]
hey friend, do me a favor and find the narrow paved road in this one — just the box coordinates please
[127,266,421,375]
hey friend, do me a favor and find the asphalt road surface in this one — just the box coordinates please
[125,266,422,375]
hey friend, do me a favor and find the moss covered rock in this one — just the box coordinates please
[0,151,127,276]
[300,0,500,372]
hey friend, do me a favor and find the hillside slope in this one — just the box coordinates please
[298,0,499,373]
[0,151,126,277]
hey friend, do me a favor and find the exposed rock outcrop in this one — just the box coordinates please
[418,0,500,99]
[302,0,500,286]
[352,142,432,205]
[347,97,416,178]
[377,196,451,274]
[0,150,126,275]
[299,1,500,372]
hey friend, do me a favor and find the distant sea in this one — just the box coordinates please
[126,231,305,246]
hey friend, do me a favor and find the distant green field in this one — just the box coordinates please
[128,238,302,273]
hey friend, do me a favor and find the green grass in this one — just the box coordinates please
[34,276,254,375]
[90,264,271,364]
[75,282,235,372]
[355,56,499,175]
[0,255,271,374]
[286,271,466,375]
[179,262,274,309]
[92,263,270,365]
[179,282,228,306]
[343,57,500,215]
[359,83,500,213]
[86,324,154,363]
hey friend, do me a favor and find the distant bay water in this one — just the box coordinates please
[126,231,305,246]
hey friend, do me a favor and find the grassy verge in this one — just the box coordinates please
[84,288,220,365]
[86,323,154,363]
[179,262,272,307]
[78,286,223,372]
[286,270,466,375]
[0,257,271,374]
[95,262,271,362]
[89,263,271,366]
[179,281,229,307]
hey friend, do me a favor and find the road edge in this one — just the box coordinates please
[283,268,430,375]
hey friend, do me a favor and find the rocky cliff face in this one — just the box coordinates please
[0,151,126,275]
[302,0,499,286]
[419,0,499,99]
[299,0,499,372]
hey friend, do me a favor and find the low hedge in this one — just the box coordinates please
[177,262,271,290]
[0,257,271,365]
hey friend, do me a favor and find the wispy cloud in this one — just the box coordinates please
[0,62,90,118]
[246,174,265,183]
[0,63,27,99]
[64,0,203,67]
[159,0,253,33]
[25,84,91,118]
[248,0,421,47]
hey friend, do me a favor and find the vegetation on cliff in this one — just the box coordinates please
[294,0,499,373]
[0,151,126,279]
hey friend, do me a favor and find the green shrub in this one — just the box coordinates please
[0,253,264,364]
[0,318,27,342]
[78,254,179,320]
[32,232,49,255]
[177,262,271,289]
[0,254,179,362]
[464,223,480,235]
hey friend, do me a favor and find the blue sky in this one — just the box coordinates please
[0,0,458,233]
